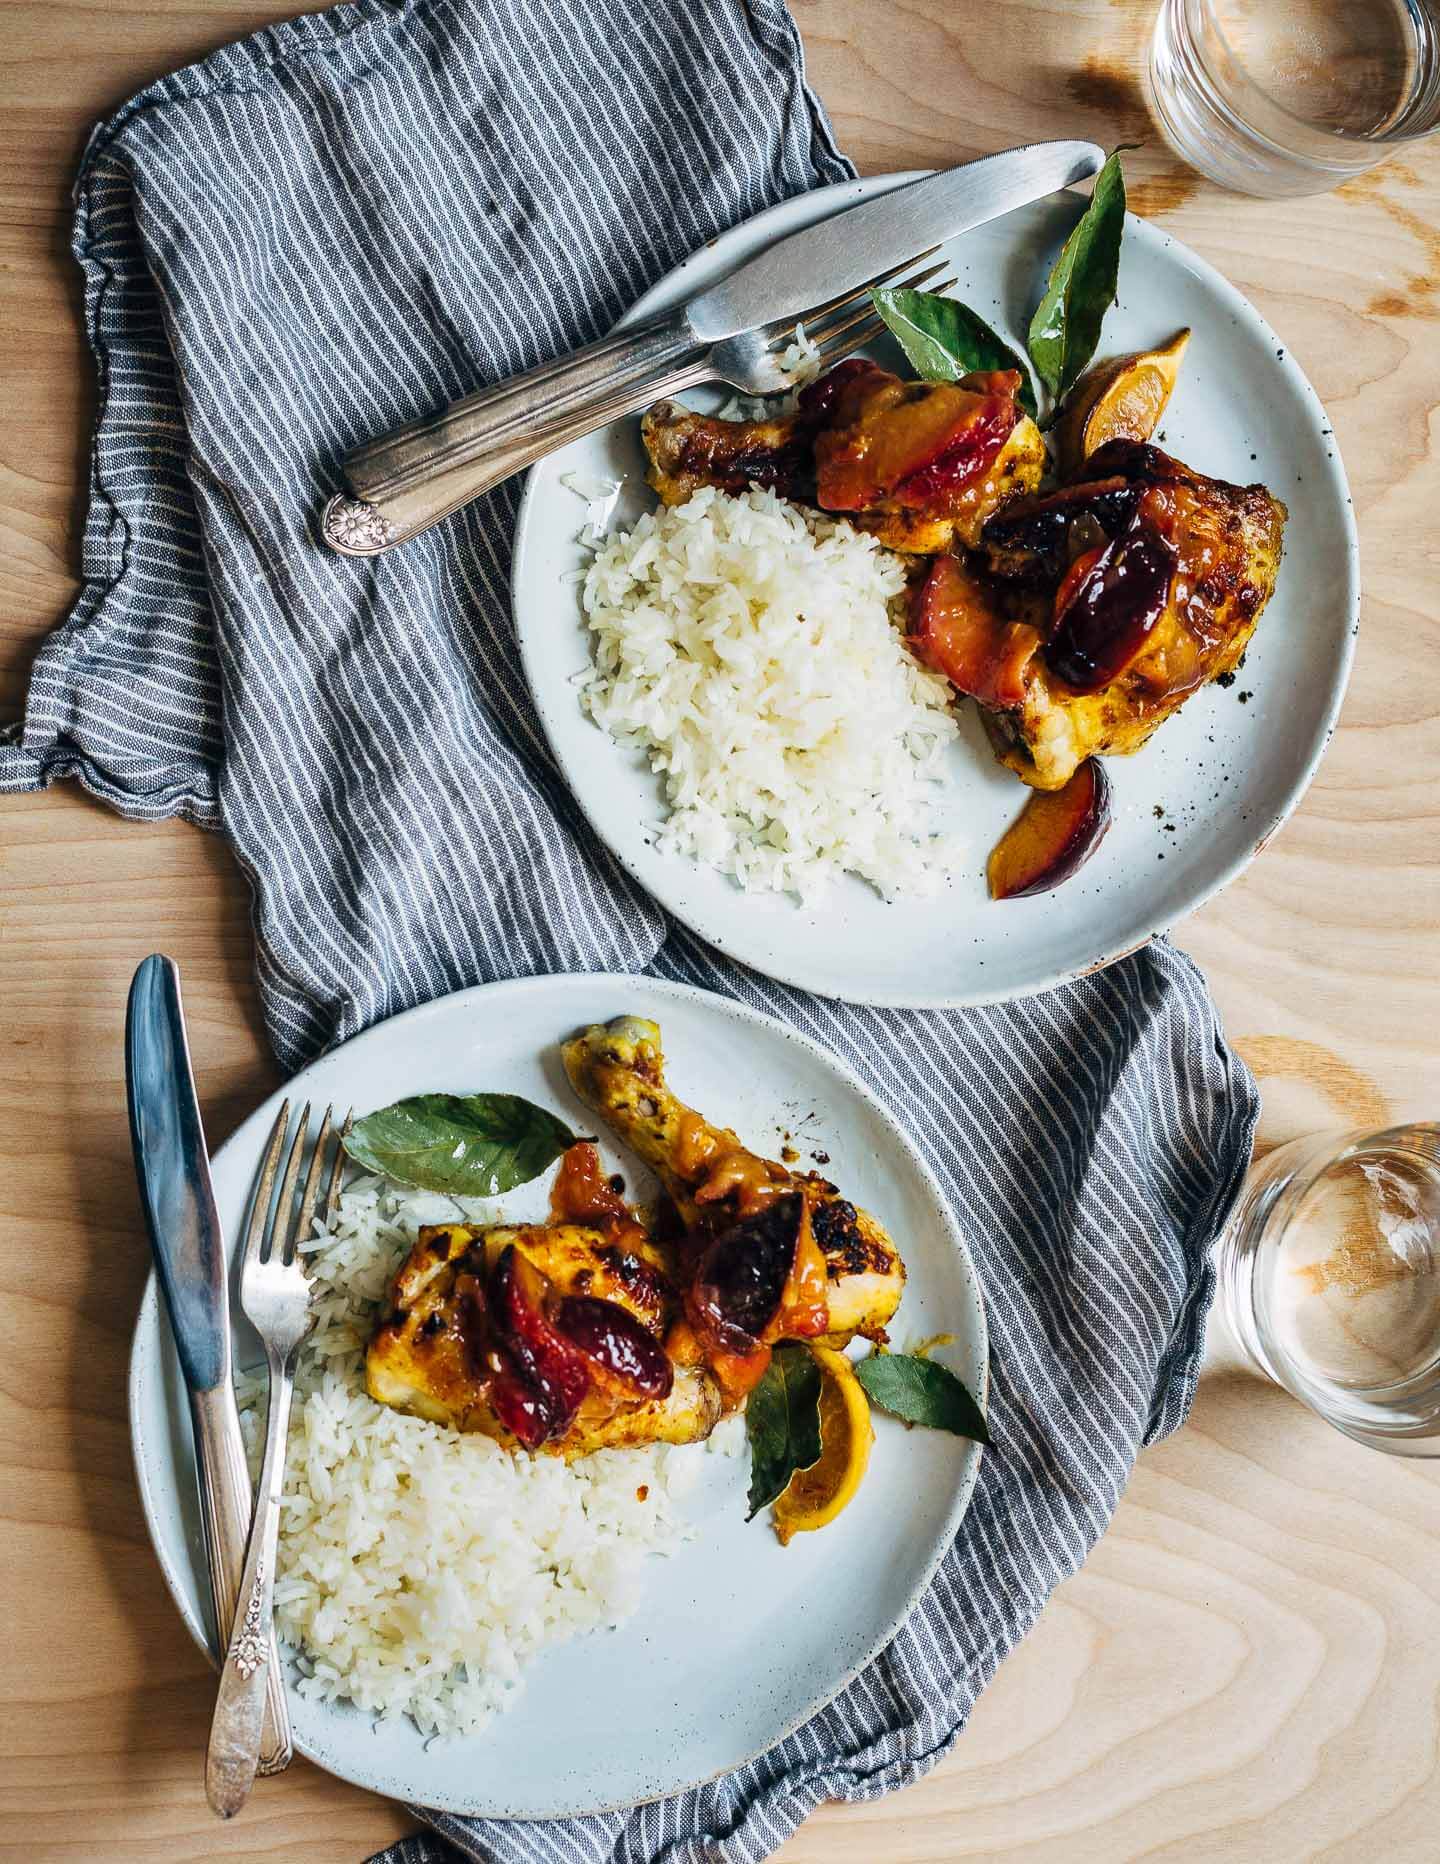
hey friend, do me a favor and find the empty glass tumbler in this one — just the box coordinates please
[1216,1124,1440,1453]
[1149,0,1440,196]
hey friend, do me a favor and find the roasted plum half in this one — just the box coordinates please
[1047,525,1180,693]
[907,554,1043,710]
[813,364,1022,513]
[986,757,1113,899]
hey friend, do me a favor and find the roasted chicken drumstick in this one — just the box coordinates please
[562,1015,906,1402]
[642,358,1045,552]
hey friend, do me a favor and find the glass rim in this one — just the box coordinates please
[1180,0,1440,151]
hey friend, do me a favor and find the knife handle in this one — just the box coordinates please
[190,1386,293,1775]
[323,310,712,555]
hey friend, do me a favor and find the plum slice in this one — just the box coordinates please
[553,1294,674,1401]
[814,368,1018,513]
[890,397,1016,509]
[987,758,1113,900]
[908,555,1042,709]
[1047,524,1178,693]
[488,1245,592,1448]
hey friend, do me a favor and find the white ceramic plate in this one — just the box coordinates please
[129,973,986,1817]
[513,174,1358,1007]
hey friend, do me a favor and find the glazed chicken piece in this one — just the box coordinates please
[641,358,1045,552]
[562,1015,906,1403]
[366,1142,722,1457]
[909,439,1287,790]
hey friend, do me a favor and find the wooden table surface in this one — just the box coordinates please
[4,2,1438,1858]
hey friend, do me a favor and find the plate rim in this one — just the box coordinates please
[512,169,1361,1010]
[128,968,989,1818]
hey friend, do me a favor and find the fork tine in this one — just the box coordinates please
[801,262,953,349]
[808,268,953,357]
[787,245,941,333]
[809,315,885,372]
[267,1101,310,1266]
[325,1110,353,1221]
[242,1101,291,1279]
[286,1105,333,1266]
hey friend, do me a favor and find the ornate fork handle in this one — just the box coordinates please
[324,311,711,555]
[205,1345,297,1817]
[190,1388,292,1773]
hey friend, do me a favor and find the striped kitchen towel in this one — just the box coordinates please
[1,2,1258,1859]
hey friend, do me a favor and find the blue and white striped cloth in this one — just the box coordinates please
[1,3,1258,1858]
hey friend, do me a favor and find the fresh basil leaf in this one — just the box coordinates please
[342,1093,576,1196]
[870,285,1037,417]
[855,1350,991,1444]
[1027,151,1128,401]
[745,1341,824,1519]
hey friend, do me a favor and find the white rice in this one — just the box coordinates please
[238,1177,737,1740]
[579,485,966,903]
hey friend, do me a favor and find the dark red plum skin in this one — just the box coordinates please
[488,1245,591,1448]
[991,759,1113,899]
[554,1294,673,1400]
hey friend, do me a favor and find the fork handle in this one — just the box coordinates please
[205,1349,295,1818]
[324,311,710,555]
[191,1388,293,1775]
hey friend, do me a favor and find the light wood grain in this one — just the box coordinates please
[2,2,1438,1859]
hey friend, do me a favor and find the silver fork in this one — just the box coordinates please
[321,252,956,556]
[205,1102,347,1818]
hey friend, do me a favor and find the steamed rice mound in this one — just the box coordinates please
[580,485,966,903]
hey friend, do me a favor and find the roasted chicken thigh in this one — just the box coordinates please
[366,1143,723,1458]
[910,440,1288,789]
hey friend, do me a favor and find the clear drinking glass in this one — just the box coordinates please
[1217,1123,1440,1453]
[1149,0,1440,196]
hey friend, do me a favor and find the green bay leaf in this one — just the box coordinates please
[870,285,1037,417]
[342,1092,576,1197]
[1027,151,1128,401]
[745,1341,824,1520]
[855,1350,991,1444]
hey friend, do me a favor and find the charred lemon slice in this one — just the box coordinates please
[1056,329,1191,478]
[773,1345,873,1544]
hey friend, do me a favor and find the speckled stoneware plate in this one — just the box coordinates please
[512,174,1358,1007]
[129,973,986,1817]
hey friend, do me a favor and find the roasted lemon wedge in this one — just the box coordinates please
[773,1345,873,1545]
[1055,329,1191,477]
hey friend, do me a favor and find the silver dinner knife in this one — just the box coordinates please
[323,139,1104,554]
[126,955,293,1775]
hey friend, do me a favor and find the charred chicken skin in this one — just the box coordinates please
[562,1015,906,1405]
[641,359,1045,552]
[909,440,1287,789]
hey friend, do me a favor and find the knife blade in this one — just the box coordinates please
[685,140,1105,343]
[126,955,293,1775]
